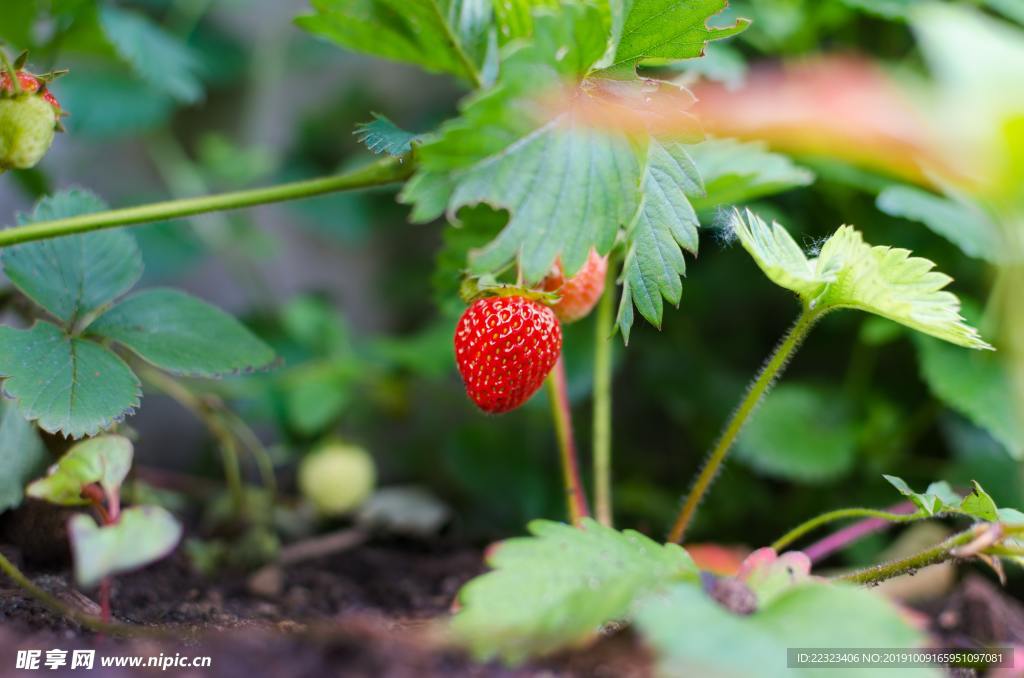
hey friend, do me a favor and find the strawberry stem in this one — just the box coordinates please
[0,156,413,249]
[592,264,616,527]
[547,358,590,525]
[770,502,920,555]
[668,306,821,544]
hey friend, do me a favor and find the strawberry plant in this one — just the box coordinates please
[0,0,1021,674]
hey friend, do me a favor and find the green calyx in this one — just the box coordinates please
[459,275,560,306]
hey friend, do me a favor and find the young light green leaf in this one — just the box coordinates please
[687,139,813,212]
[88,288,275,378]
[453,518,697,664]
[354,114,419,156]
[0,401,48,512]
[69,505,183,588]
[635,581,935,678]
[610,0,750,69]
[100,7,203,104]
[876,185,1004,263]
[3,191,143,328]
[729,209,829,300]
[27,435,134,507]
[493,0,560,42]
[296,0,493,83]
[737,384,858,481]
[0,323,141,439]
[617,139,703,341]
[883,475,1002,522]
[730,209,992,350]
[916,334,1022,459]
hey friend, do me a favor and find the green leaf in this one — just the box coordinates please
[295,0,493,83]
[986,0,1024,25]
[635,581,935,678]
[493,0,560,42]
[453,518,697,663]
[0,322,141,439]
[27,435,133,507]
[617,139,702,340]
[882,475,960,516]
[876,185,1004,263]
[354,114,419,156]
[883,475,1002,522]
[730,209,993,350]
[916,334,1022,459]
[0,400,48,512]
[88,288,275,378]
[737,384,858,481]
[840,0,921,21]
[99,6,203,104]
[687,139,813,212]
[69,505,182,588]
[3,191,143,328]
[610,0,750,69]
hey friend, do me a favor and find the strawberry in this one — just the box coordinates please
[543,250,608,323]
[0,65,63,171]
[454,295,562,413]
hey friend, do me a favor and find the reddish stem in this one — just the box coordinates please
[99,579,111,624]
[80,483,119,624]
[547,358,591,525]
[804,501,916,563]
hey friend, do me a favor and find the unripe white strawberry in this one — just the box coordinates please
[0,95,57,170]
[298,442,376,516]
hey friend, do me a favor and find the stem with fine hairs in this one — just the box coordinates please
[547,358,591,525]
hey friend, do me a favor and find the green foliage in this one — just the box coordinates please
[610,0,750,69]
[737,383,858,481]
[89,289,276,378]
[687,139,814,212]
[453,518,697,663]
[69,505,182,588]
[99,6,203,104]
[916,335,1022,459]
[27,435,133,506]
[4,191,142,326]
[354,114,419,156]
[730,209,992,350]
[635,581,935,678]
[0,191,274,438]
[296,0,494,84]
[883,475,1001,522]
[0,322,141,438]
[616,139,702,342]
[0,401,47,512]
[56,70,176,138]
[876,185,1004,263]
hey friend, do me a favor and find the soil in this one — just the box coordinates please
[3,527,1024,677]
[0,537,650,678]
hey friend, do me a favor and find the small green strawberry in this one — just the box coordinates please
[0,56,64,171]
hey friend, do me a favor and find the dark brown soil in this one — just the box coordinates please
[0,538,651,678]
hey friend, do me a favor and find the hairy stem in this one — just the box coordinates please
[668,308,821,543]
[803,501,918,563]
[0,157,413,249]
[592,270,616,527]
[771,505,921,553]
[547,358,591,525]
[833,527,979,586]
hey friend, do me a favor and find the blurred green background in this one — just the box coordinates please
[1,0,1019,567]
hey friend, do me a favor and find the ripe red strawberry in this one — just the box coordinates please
[454,296,562,413]
[543,249,608,323]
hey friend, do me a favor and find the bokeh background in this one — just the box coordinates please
[1,0,1019,568]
